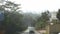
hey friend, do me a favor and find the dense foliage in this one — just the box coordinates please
[0,1,27,34]
[35,11,51,30]
[57,9,60,20]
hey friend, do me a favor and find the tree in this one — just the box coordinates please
[57,9,60,20]
[22,13,39,27]
[35,11,51,30]
[0,1,27,34]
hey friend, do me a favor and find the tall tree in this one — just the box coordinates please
[56,9,60,20]
[35,11,51,30]
[0,1,27,34]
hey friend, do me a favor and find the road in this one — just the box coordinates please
[21,31,40,34]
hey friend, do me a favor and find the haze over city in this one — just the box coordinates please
[6,0,60,13]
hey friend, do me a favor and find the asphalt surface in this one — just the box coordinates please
[21,31,40,34]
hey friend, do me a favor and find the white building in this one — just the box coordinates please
[50,12,57,21]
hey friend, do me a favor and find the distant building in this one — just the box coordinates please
[46,12,60,34]
[50,12,57,21]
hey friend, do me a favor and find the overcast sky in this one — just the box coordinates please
[7,0,60,13]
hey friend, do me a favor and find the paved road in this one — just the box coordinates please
[21,31,40,34]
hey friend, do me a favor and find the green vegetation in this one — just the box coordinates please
[0,0,60,34]
[57,9,60,20]
[0,1,27,34]
[35,11,51,30]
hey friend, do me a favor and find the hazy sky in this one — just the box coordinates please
[8,0,60,13]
